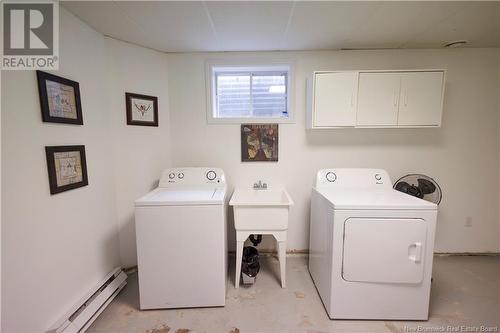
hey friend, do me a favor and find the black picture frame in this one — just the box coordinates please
[36,70,83,125]
[45,145,88,195]
[125,92,159,127]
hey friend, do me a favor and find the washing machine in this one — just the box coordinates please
[309,168,437,320]
[135,167,227,309]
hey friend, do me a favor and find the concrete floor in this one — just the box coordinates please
[87,255,500,333]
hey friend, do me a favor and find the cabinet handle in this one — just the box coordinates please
[393,91,398,107]
[404,90,408,106]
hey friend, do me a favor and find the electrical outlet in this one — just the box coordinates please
[465,216,473,227]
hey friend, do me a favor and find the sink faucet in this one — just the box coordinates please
[253,180,268,190]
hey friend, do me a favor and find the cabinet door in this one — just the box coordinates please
[398,71,444,126]
[313,72,358,127]
[357,72,401,126]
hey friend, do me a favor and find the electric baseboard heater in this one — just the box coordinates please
[46,267,127,333]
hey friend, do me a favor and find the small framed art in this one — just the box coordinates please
[45,145,88,195]
[241,124,279,162]
[125,92,159,126]
[37,70,83,125]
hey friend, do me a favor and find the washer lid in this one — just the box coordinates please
[135,188,225,206]
[316,188,437,210]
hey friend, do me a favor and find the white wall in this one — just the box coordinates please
[167,48,500,253]
[1,9,121,333]
[106,38,172,268]
[1,10,174,330]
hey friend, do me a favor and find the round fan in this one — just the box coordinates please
[394,174,442,205]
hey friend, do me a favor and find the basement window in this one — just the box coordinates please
[207,64,293,123]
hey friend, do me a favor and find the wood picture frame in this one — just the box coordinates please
[37,70,83,125]
[241,124,279,162]
[45,145,88,195]
[125,92,159,127]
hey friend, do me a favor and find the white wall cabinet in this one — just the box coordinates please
[398,72,445,126]
[310,72,358,127]
[307,70,445,129]
[357,72,401,126]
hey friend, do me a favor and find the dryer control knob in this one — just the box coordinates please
[178,173,184,179]
[375,174,382,181]
[326,172,337,182]
[207,170,216,181]
[168,173,175,179]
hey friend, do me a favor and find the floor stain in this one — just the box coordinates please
[299,315,312,327]
[175,329,191,333]
[294,291,305,299]
[384,322,403,333]
[235,291,257,300]
[146,324,171,333]
[228,328,240,333]
[459,286,470,293]
[432,312,464,324]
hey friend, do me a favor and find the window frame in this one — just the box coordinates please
[206,62,295,124]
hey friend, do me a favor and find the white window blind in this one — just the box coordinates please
[211,66,290,120]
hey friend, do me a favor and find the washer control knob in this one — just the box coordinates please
[168,173,175,179]
[326,172,337,182]
[207,170,216,181]
[178,173,184,179]
[375,174,382,181]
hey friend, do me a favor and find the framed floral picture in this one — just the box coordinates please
[125,92,159,126]
[45,145,88,195]
[37,70,83,125]
[241,124,278,162]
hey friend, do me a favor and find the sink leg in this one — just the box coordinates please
[235,240,244,288]
[278,241,286,288]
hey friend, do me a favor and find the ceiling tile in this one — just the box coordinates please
[115,1,218,52]
[205,1,293,51]
[409,2,500,48]
[285,2,380,50]
[62,1,153,47]
[343,2,462,49]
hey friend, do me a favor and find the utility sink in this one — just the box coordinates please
[229,187,294,230]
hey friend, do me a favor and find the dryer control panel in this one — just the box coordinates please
[315,168,392,189]
[159,167,226,189]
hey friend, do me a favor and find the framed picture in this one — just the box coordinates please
[37,70,83,125]
[125,92,159,126]
[241,124,278,162]
[45,145,88,195]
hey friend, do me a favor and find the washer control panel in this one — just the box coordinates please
[316,169,392,189]
[159,168,226,188]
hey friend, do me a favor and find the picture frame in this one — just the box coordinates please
[37,70,83,125]
[241,124,279,162]
[45,145,88,195]
[125,92,159,127]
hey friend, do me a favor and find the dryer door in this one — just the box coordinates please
[342,218,427,284]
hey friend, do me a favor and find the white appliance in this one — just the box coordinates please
[135,167,227,309]
[309,168,437,320]
[47,267,127,333]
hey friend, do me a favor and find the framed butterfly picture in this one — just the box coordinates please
[125,92,158,127]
